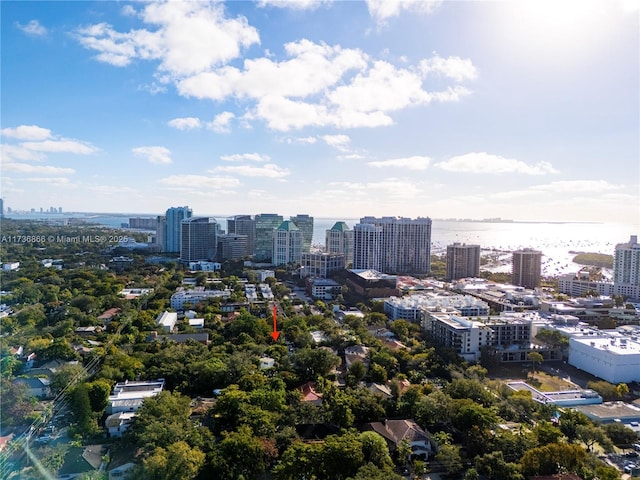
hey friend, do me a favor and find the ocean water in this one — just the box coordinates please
[4,213,637,276]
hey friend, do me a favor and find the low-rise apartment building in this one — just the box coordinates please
[384,293,490,322]
[170,287,231,309]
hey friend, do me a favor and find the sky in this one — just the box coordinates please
[1,0,639,224]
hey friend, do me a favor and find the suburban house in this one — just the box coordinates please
[260,356,276,369]
[13,377,51,398]
[106,379,165,414]
[108,462,135,479]
[105,411,136,438]
[364,419,433,458]
[299,382,323,406]
[97,308,122,323]
[57,444,110,479]
[344,345,370,369]
[156,311,178,332]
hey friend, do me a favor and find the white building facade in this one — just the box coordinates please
[272,220,302,265]
[569,335,640,383]
[354,216,432,275]
[614,235,640,300]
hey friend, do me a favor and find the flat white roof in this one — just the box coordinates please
[573,336,640,355]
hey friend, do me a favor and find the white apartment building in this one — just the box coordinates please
[422,313,494,362]
[385,293,490,321]
[170,287,231,309]
[422,311,544,363]
[272,220,302,266]
[353,223,383,271]
[308,278,341,300]
[614,235,640,299]
[558,273,614,297]
[259,283,274,300]
[257,270,275,282]
[188,261,221,271]
[354,217,432,275]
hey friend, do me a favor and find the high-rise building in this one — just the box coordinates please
[354,216,432,274]
[325,221,354,266]
[272,220,302,265]
[165,206,192,253]
[353,223,383,271]
[614,235,640,299]
[0,198,4,216]
[446,243,481,280]
[227,215,255,257]
[217,234,249,261]
[511,249,542,289]
[254,213,283,261]
[180,217,217,262]
[155,215,166,251]
[290,214,314,253]
[129,217,157,230]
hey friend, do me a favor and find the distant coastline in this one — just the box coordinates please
[3,212,603,225]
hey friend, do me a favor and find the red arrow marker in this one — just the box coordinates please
[270,304,280,341]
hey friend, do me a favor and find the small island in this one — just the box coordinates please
[572,252,614,269]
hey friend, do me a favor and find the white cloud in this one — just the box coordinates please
[368,156,431,170]
[419,54,477,82]
[121,5,137,17]
[0,126,96,179]
[220,153,270,162]
[132,146,172,164]
[327,60,431,113]
[530,180,619,192]
[254,95,329,131]
[25,177,72,186]
[257,0,330,10]
[177,39,368,100]
[435,152,559,175]
[138,82,168,95]
[294,136,317,144]
[22,139,98,155]
[1,125,52,140]
[88,185,137,194]
[2,162,75,175]
[1,144,46,162]
[329,177,422,199]
[159,174,241,189]
[73,8,476,131]
[168,117,202,130]
[75,2,260,75]
[211,164,290,178]
[208,111,235,133]
[173,39,460,131]
[366,0,442,24]
[321,134,351,151]
[16,19,47,36]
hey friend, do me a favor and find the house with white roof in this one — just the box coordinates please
[156,311,177,332]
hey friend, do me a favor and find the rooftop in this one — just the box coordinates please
[575,401,640,422]
[572,336,640,355]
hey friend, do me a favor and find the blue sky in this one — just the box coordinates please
[1,0,638,224]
